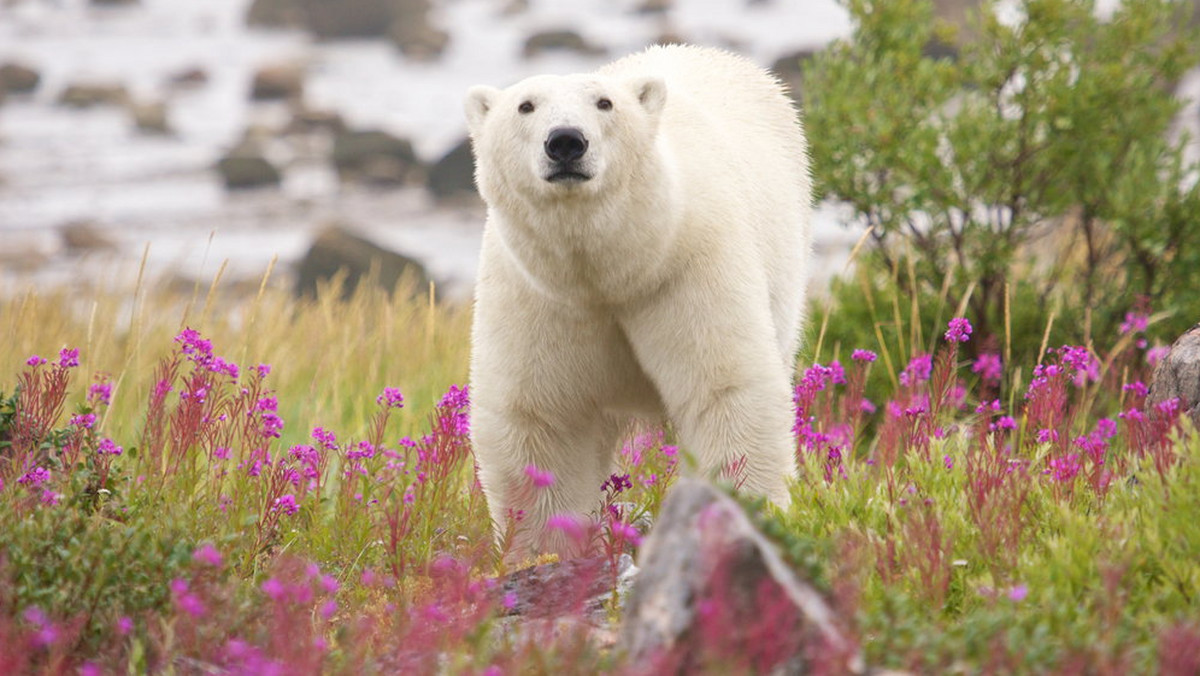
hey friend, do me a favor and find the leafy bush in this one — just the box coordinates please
[804,0,1200,348]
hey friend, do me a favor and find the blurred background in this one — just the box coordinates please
[0,0,860,302]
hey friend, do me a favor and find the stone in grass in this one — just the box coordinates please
[293,225,431,300]
[619,478,865,674]
[492,553,637,653]
[1148,323,1200,428]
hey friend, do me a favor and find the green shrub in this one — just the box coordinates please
[804,0,1200,348]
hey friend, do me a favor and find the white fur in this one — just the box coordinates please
[465,45,812,557]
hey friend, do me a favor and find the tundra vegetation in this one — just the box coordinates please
[3,0,1200,672]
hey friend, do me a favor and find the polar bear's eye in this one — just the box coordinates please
[597,98,613,111]
[518,101,535,114]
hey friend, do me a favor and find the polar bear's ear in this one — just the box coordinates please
[629,76,667,117]
[464,86,501,137]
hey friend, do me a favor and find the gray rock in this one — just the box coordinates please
[427,137,477,203]
[1148,324,1200,428]
[131,101,171,135]
[0,62,41,94]
[388,16,450,61]
[286,107,346,135]
[215,143,282,190]
[633,0,672,15]
[58,82,129,108]
[620,479,862,674]
[250,63,305,101]
[245,0,305,28]
[522,30,607,59]
[61,221,117,252]
[331,129,421,186]
[167,67,210,90]
[302,0,393,39]
[495,553,637,622]
[294,225,431,299]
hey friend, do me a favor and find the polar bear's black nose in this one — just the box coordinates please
[545,127,588,163]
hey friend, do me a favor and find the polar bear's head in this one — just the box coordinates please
[464,73,667,202]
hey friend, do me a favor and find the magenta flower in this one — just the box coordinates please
[273,494,300,515]
[851,349,877,362]
[601,473,633,495]
[70,413,97,429]
[524,464,555,488]
[610,520,643,546]
[320,574,339,594]
[439,384,470,410]
[944,317,973,343]
[261,577,286,600]
[25,355,47,367]
[23,607,58,647]
[1147,345,1171,366]
[347,441,376,460]
[18,467,50,487]
[88,381,113,407]
[97,438,124,456]
[116,616,134,635]
[376,386,405,409]
[1048,454,1081,482]
[547,513,588,543]
[58,347,80,368]
[899,354,933,386]
[1008,584,1029,602]
[193,543,223,568]
[1119,311,1149,335]
[260,411,284,439]
[972,353,1003,385]
[993,416,1018,431]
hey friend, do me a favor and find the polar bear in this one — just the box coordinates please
[465,44,812,558]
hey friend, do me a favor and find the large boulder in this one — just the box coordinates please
[294,225,431,299]
[1148,324,1200,428]
[426,137,477,203]
[331,129,421,186]
[620,479,863,674]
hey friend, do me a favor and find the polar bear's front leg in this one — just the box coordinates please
[472,401,622,559]
[619,273,798,508]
